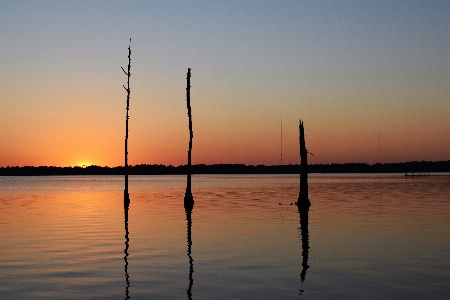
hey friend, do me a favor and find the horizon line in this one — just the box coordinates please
[2,159,450,169]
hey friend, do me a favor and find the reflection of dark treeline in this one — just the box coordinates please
[2,160,450,176]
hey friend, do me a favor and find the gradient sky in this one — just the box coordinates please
[1,1,449,167]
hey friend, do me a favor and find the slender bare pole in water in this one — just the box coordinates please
[184,69,194,297]
[122,39,131,200]
[185,68,194,203]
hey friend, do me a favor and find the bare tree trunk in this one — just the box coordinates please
[185,68,194,204]
[122,40,131,201]
[297,120,310,207]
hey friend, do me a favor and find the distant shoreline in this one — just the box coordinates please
[1,161,449,176]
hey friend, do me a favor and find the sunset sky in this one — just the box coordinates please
[1,1,449,167]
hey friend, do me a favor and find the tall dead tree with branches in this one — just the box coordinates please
[122,39,131,201]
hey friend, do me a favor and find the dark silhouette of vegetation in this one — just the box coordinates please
[2,161,450,176]
[122,39,131,200]
[121,39,131,295]
[184,68,194,205]
[295,122,310,290]
[297,120,310,207]
[183,70,195,298]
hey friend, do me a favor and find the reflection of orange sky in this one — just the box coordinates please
[3,175,449,265]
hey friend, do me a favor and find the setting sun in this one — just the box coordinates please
[74,161,94,168]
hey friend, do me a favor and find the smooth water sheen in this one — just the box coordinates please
[1,174,449,299]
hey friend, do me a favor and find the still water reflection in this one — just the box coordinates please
[1,174,449,299]
[123,195,130,300]
[298,206,309,284]
[185,192,194,300]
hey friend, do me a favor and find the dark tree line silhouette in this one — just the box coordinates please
[3,161,449,176]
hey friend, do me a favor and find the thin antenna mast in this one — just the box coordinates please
[379,133,381,163]
[281,117,283,165]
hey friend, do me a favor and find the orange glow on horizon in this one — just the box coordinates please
[74,162,93,168]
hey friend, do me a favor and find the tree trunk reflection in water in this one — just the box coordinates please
[124,195,130,300]
[184,189,194,300]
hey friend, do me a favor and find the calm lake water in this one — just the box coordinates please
[1,174,449,299]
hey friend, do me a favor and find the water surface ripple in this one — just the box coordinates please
[1,174,449,299]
